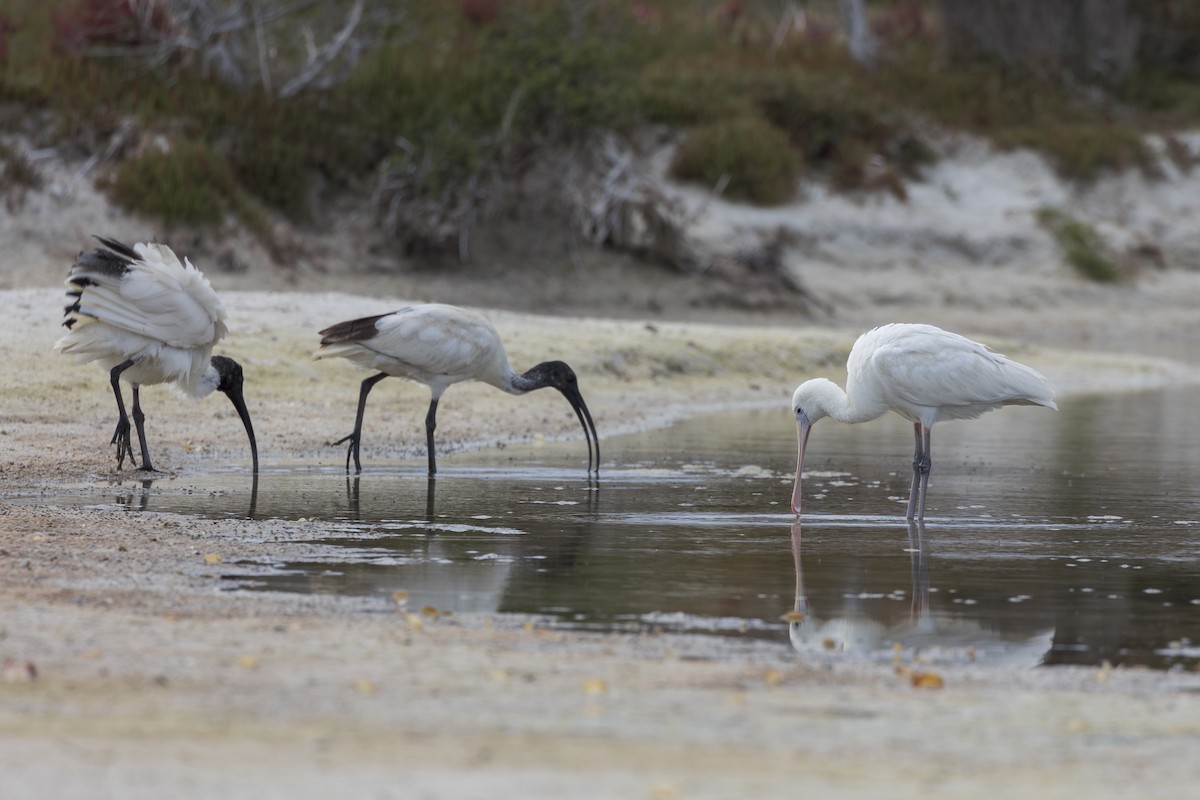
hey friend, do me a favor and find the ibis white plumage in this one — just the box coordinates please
[791,323,1056,520]
[315,303,599,475]
[54,237,259,472]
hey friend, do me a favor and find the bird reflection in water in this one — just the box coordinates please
[344,475,438,527]
[787,521,1054,667]
[113,476,156,512]
[113,473,259,519]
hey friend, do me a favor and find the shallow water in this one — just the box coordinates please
[31,385,1200,669]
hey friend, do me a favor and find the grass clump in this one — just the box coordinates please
[757,75,932,192]
[671,116,801,205]
[1036,207,1123,282]
[0,141,43,190]
[108,139,246,229]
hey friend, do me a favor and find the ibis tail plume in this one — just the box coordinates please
[54,237,259,473]
[791,323,1056,520]
[315,304,599,475]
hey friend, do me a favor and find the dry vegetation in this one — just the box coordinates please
[3,1,1200,291]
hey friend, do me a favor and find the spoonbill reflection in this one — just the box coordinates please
[787,521,1054,666]
[791,324,1055,519]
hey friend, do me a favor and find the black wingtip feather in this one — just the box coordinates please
[318,314,387,346]
[92,236,140,261]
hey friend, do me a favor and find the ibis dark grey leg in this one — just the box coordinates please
[109,359,137,469]
[131,385,156,472]
[331,372,388,474]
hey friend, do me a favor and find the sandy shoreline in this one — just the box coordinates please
[3,282,1200,797]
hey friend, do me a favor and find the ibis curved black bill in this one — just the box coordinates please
[560,385,600,475]
[224,386,259,474]
[212,355,259,474]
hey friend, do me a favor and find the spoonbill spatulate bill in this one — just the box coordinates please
[315,303,599,475]
[54,237,259,473]
[791,323,1056,520]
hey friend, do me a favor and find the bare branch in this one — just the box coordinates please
[279,0,365,99]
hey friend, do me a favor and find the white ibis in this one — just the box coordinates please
[54,237,259,473]
[314,303,599,475]
[791,323,1056,520]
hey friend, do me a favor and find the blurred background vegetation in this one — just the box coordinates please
[2,0,1200,261]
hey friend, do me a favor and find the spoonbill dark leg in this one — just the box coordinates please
[130,385,156,472]
[331,372,388,474]
[109,359,137,469]
[424,395,441,476]
[906,423,933,521]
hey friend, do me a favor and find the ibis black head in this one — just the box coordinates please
[521,360,600,475]
[211,355,259,474]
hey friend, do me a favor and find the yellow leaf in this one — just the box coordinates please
[404,613,424,631]
[910,670,944,690]
[203,553,222,565]
[582,678,608,696]
[237,655,260,669]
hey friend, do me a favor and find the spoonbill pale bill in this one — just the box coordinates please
[55,237,259,473]
[790,323,1055,520]
[315,303,599,475]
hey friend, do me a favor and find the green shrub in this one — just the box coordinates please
[998,123,1152,182]
[671,116,801,205]
[1036,207,1123,282]
[758,75,931,190]
[231,133,310,219]
[109,139,242,228]
[0,141,43,190]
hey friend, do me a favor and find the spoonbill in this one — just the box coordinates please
[55,237,259,473]
[315,304,599,475]
[790,323,1056,520]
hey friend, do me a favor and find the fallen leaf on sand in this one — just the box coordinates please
[911,670,944,690]
[203,553,222,565]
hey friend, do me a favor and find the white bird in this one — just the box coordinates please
[314,303,599,475]
[790,323,1056,520]
[54,237,259,473]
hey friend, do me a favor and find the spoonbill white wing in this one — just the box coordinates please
[854,324,1056,423]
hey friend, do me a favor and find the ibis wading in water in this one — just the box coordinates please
[315,304,599,475]
[790,323,1056,520]
[55,237,259,473]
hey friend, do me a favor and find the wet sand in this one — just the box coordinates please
[3,285,1200,798]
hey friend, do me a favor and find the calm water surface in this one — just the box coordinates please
[37,386,1200,669]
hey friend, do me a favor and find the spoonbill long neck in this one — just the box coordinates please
[812,379,886,425]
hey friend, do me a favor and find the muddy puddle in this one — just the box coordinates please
[21,386,1200,669]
